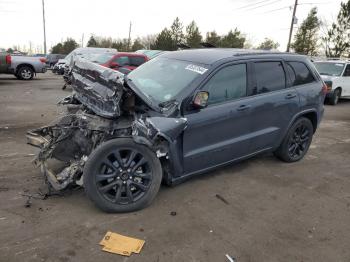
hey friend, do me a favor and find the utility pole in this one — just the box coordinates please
[81,33,85,47]
[42,0,47,54]
[286,0,298,52]
[127,21,132,51]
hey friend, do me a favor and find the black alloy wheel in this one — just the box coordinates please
[274,117,314,162]
[287,122,311,160]
[84,138,162,213]
[96,148,152,204]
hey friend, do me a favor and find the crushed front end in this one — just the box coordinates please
[26,58,187,192]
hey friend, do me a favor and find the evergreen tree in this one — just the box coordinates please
[323,0,350,57]
[220,28,245,48]
[257,38,279,50]
[132,38,145,51]
[291,7,320,55]
[205,31,221,47]
[170,17,184,49]
[86,35,98,47]
[152,28,174,50]
[185,21,202,48]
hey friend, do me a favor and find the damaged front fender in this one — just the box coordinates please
[132,116,187,146]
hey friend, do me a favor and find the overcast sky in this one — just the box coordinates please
[0,0,343,52]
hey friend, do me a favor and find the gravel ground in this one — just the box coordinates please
[0,72,349,262]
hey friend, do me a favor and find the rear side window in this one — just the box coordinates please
[254,62,286,94]
[204,64,247,105]
[286,61,315,86]
[129,56,146,67]
[114,56,129,66]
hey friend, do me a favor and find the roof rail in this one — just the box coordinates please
[233,51,297,57]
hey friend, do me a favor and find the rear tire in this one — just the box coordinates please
[329,88,341,105]
[17,66,34,80]
[274,117,313,162]
[84,138,162,213]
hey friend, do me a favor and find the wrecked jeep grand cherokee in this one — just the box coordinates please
[27,49,325,212]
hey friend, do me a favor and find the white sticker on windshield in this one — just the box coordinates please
[185,64,208,75]
[335,63,344,67]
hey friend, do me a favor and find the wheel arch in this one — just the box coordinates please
[334,86,342,95]
[283,109,319,142]
[16,63,36,74]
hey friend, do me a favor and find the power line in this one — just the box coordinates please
[258,5,292,14]
[235,0,275,10]
[242,0,282,11]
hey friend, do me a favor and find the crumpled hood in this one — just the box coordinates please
[70,58,126,118]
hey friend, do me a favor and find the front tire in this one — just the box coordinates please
[329,88,341,105]
[17,66,34,80]
[84,138,162,213]
[274,117,313,162]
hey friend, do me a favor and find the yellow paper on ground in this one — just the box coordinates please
[102,246,132,256]
[100,231,145,256]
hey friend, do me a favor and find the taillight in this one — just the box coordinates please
[39,57,47,63]
[5,55,11,64]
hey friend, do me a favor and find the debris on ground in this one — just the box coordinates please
[215,194,230,205]
[226,254,235,262]
[24,197,32,208]
[170,211,177,216]
[100,231,145,256]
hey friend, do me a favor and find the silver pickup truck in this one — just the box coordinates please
[7,55,47,80]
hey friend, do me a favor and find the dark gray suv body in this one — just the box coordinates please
[27,49,325,212]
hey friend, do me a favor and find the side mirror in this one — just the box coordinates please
[192,91,209,109]
[110,62,119,68]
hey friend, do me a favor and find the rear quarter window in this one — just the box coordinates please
[286,61,315,86]
[129,56,146,67]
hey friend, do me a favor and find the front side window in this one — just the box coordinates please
[204,64,247,105]
[343,64,350,76]
[254,62,285,94]
[286,61,315,86]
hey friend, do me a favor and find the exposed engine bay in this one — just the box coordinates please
[26,58,187,192]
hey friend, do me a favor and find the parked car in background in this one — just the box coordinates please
[55,47,117,75]
[27,49,325,212]
[91,52,148,74]
[46,54,66,68]
[135,49,166,59]
[0,52,11,74]
[53,59,67,75]
[314,60,350,105]
[61,47,118,89]
[0,53,46,80]
[64,47,117,66]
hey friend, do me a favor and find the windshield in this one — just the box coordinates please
[89,53,115,64]
[314,62,345,76]
[128,57,208,103]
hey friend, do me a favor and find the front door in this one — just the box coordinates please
[182,62,256,174]
[341,64,350,96]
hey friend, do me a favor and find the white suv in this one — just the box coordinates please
[314,61,350,105]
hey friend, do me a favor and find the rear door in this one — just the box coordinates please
[183,62,256,174]
[248,60,299,152]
